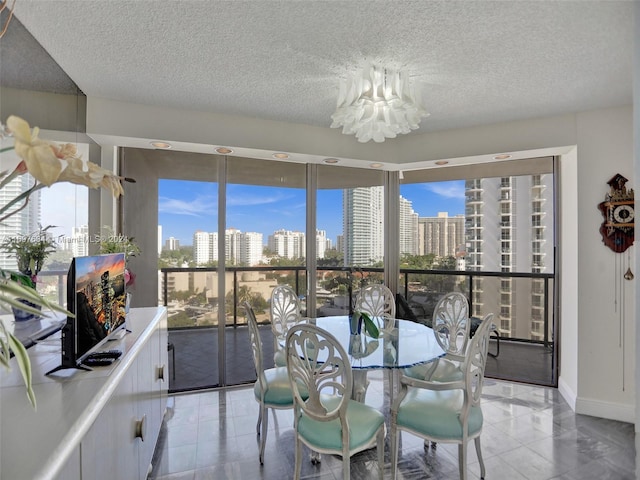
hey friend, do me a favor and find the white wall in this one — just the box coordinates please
[86,99,635,422]
[558,147,578,409]
[574,107,635,421]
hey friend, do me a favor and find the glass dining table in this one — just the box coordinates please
[298,315,446,402]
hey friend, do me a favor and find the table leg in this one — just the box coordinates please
[352,370,369,402]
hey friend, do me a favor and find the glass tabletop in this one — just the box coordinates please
[304,316,446,370]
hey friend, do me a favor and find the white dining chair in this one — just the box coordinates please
[390,314,494,480]
[403,291,470,383]
[243,301,304,465]
[285,323,386,480]
[270,285,302,367]
[354,283,396,326]
[354,283,397,395]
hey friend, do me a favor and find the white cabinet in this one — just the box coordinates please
[136,317,167,479]
[0,306,168,480]
[82,364,138,479]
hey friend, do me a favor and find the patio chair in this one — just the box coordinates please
[285,323,386,480]
[243,301,304,465]
[390,313,494,480]
[270,285,302,367]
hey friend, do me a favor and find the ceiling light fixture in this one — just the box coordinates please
[435,160,449,166]
[215,147,233,154]
[370,163,384,169]
[330,63,429,143]
[150,141,172,149]
[273,153,290,159]
[324,158,339,164]
[493,154,512,160]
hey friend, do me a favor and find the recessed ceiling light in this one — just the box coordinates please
[216,147,233,154]
[273,153,290,159]
[493,154,512,160]
[435,160,449,166]
[324,158,339,164]
[370,163,383,168]
[150,141,171,149]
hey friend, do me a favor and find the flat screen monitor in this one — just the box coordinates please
[47,252,127,374]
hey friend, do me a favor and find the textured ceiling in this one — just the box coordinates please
[8,0,635,137]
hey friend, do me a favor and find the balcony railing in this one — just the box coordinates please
[159,265,555,347]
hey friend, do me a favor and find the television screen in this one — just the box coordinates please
[73,253,127,361]
[47,252,127,374]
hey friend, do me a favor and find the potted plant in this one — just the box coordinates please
[0,225,57,321]
[98,226,141,288]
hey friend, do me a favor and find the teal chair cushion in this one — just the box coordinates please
[254,366,295,406]
[297,394,385,451]
[396,388,483,440]
[403,358,463,383]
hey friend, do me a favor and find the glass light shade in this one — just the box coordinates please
[330,64,429,143]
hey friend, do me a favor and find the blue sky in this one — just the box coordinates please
[158,180,465,246]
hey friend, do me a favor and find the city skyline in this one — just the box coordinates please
[158,180,466,246]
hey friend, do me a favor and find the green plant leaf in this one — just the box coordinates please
[359,312,379,339]
[0,321,10,368]
[7,331,36,409]
[0,319,36,408]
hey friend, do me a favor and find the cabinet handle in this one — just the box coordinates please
[135,414,147,442]
[157,364,166,382]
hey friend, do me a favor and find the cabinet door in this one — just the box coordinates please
[82,366,138,480]
[158,309,169,415]
[137,321,166,479]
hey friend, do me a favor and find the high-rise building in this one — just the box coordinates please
[343,187,419,265]
[195,229,263,266]
[315,229,327,259]
[165,237,180,251]
[71,225,89,257]
[418,212,465,258]
[399,196,419,255]
[225,228,242,265]
[240,231,263,266]
[193,231,218,265]
[0,175,41,270]
[343,186,384,266]
[464,174,554,341]
[268,229,305,259]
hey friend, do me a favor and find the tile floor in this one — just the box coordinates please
[150,371,635,480]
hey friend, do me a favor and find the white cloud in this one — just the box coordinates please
[423,181,465,199]
[268,202,305,217]
[159,196,216,216]
[226,190,293,207]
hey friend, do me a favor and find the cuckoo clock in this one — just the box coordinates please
[597,173,635,253]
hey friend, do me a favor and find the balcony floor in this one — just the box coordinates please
[168,326,553,393]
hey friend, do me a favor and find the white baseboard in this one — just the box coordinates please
[558,377,577,411]
[558,376,635,423]
[575,397,635,424]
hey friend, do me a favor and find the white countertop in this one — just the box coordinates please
[0,306,167,480]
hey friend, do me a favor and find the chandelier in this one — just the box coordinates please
[330,64,429,143]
